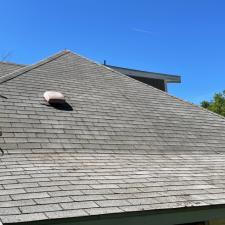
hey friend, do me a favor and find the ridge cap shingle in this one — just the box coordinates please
[0,50,70,84]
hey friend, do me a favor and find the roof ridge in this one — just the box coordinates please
[0,50,70,84]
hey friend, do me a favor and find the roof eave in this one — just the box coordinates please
[105,65,181,84]
[5,204,225,225]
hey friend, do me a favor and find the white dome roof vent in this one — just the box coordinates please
[43,91,65,104]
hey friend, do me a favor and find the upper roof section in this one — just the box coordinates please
[0,61,25,78]
[105,64,181,83]
[0,54,180,92]
[0,50,68,84]
[0,61,181,83]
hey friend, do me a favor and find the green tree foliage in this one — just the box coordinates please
[200,90,225,117]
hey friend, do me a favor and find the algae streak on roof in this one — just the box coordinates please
[0,50,225,224]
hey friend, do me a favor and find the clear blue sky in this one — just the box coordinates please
[0,0,224,104]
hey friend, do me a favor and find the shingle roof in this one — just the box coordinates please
[0,61,25,78]
[0,50,225,224]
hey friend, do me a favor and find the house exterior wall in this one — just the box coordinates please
[130,76,166,91]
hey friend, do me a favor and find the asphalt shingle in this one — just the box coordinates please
[0,51,225,224]
[0,62,25,78]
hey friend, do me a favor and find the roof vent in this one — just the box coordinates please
[43,91,65,104]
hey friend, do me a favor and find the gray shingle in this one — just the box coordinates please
[11,192,50,200]
[20,204,62,213]
[0,207,20,215]
[0,213,47,224]
[96,199,131,207]
[0,196,11,202]
[45,209,88,219]
[49,190,83,197]
[85,207,123,215]
[34,196,73,205]
[60,201,99,210]
[0,50,225,224]
[0,62,25,78]
[0,189,26,196]
[0,199,35,208]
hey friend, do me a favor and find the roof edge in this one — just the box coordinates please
[0,50,71,84]
[3,204,225,225]
[105,64,181,83]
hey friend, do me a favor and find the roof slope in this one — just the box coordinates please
[0,50,225,224]
[0,61,25,78]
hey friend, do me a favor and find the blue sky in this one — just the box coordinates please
[0,0,224,104]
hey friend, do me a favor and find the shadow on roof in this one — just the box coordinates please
[42,102,73,111]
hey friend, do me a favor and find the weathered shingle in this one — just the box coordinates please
[0,61,25,78]
[0,50,225,224]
